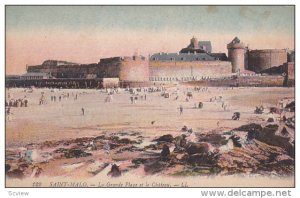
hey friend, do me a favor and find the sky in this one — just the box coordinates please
[6,5,295,74]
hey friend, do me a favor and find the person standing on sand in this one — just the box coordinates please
[130,96,134,104]
[179,105,183,115]
[81,108,85,116]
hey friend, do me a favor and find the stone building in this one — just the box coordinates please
[227,37,246,73]
[149,37,232,81]
[20,72,52,80]
[179,36,212,53]
[26,55,149,82]
[22,36,294,86]
[247,49,288,73]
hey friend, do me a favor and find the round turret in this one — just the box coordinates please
[227,37,246,73]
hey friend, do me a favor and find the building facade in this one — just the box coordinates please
[247,49,288,73]
[22,36,293,85]
[149,37,232,81]
[227,37,246,73]
[26,56,149,82]
[20,72,52,80]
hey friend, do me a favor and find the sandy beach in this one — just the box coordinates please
[5,85,295,187]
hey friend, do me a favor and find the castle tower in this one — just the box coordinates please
[227,37,245,73]
[191,36,199,49]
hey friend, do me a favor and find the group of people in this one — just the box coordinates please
[209,95,229,111]
[5,98,28,119]
[49,92,79,103]
[6,98,28,108]
[193,86,209,92]
[130,94,147,104]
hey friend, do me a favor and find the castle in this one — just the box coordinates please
[8,36,294,88]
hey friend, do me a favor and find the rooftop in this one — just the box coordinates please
[42,60,79,66]
[22,72,51,77]
[150,52,227,61]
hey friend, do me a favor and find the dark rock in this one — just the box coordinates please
[129,132,142,136]
[144,160,165,174]
[186,143,211,155]
[235,123,263,133]
[258,154,295,175]
[76,142,86,147]
[247,127,260,141]
[118,132,129,136]
[267,118,274,122]
[288,147,295,159]
[161,145,170,158]
[5,164,11,173]
[270,107,281,114]
[94,135,106,140]
[154,134,174,143]
[285,101,295,112]
[285,117,295,129]
[54,148,69,153]
[187,128,193,133]
[254,106,264,114]
[264,124,279,133]
[108,164,121,177]
[116,146,143,153]
[132,158,147,166]
[256,124,293,157]
[230,135,242,147]
[19,163,29,169]
[40,141,55,148]
[199,133,227,146]
[63,142,71,146]
[181,126,188,132]
[281,127,289,136]
[74,137,93,143]
[257,124,278,141]
[118,138,138,144]
[64,149,92,158]
[144,144,158,150]
[7,169,25,179]
[109,143,120,149]
[109,136,120,142]
[174,134,188,150]
[187,153,219,166]
[223,131,233,135]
